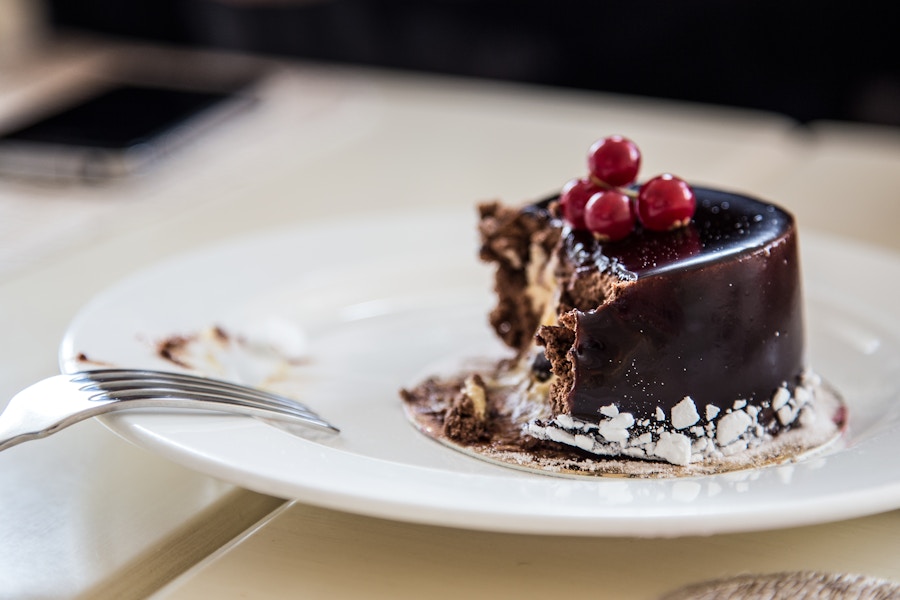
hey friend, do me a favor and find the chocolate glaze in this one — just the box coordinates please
[540,188,804,422]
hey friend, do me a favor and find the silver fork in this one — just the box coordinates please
[0,368,339,451]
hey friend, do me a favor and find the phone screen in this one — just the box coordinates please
[0,83,254,181]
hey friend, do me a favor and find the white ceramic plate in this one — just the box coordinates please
[60,210,900,537]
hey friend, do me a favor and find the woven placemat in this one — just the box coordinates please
[661,571,900,599]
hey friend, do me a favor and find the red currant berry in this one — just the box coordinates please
[584,190,636,242]
[636,174,697,231]
[588,135,641,187]
[559,177,600,229]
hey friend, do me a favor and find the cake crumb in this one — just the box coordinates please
[441,375,491,444]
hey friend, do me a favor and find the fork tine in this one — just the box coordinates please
[100,389,340,431]
[74,369,293,400]
[75,369,339,433]
[75,369,320,413]
[77,375,322,418]
[98,387,320,418]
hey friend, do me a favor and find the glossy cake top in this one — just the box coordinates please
[546,187,794,280]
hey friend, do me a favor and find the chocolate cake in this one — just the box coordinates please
[402,138,844,476]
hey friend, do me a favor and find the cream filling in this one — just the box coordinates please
[524,241,561,329]
[488,240,561,423]
[462,375,488,420]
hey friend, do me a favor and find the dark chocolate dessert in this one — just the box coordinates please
[402,136,844,476]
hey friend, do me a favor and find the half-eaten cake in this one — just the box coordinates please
[401,137,845,476]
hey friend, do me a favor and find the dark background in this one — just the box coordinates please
[46,0,900,126]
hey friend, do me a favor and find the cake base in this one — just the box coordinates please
[401,360,847,479]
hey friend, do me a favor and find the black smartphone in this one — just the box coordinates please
[0,83,255,182]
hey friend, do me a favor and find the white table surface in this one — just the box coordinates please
[1,37,899,599]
